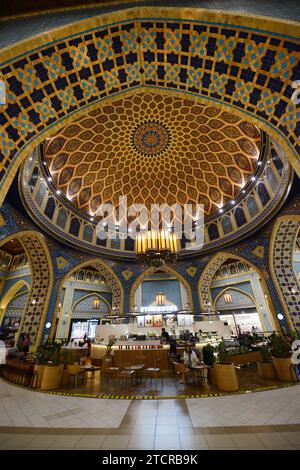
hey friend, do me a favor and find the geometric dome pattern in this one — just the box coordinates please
[44,92,261,217]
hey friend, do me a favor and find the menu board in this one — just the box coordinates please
[166,314,176,327]
[177,314,193,326]
[137,316,145,328]
[153,315,163,327]
[145,315,154,327]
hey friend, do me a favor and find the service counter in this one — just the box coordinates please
[91,341,205,371]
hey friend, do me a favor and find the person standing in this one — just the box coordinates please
[161,328,170,343]
[23,334,30,356]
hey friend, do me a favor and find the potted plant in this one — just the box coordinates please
[214,340,239,392]
[203,344,217,385]
[257,344,276,379]
[40,341,64,390]
[268,334,292,382]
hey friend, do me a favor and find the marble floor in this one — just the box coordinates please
[0,379,299,450]
[56,364,288,398]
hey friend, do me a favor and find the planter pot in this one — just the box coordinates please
[257,361,276,379]
[208,366,217,386]
[33,364,46,388]
[215,363,239,392]
[272,357,293,382]
[40,364,64,390]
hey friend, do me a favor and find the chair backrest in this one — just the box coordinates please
[135,356,146,365]
[67,364,80,374]
[102,357,113,370]
[174,362,187,374]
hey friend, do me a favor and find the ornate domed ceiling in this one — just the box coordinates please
[44,91,261,218]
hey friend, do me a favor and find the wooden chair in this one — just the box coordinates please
[101,356,119,385]
[173,362,192,388]
[117,363,135,389]
[145,358,163,389]
[66,364,85,388]
[133,355,146,384]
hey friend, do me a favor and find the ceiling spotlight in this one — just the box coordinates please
[231,200,235,205]
[90,217,94,222]
[242,190,246,194]
[56,190,61,195]
[219,208,223,214]
[277,313,284,321]
[43,161,47,166]
[257,161,262,166]
[47,176,52,181]
[251,176,256,182]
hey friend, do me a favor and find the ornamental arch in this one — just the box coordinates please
[0,279,30,327]
[49,258,124,339]
[270,215,300,332]
[0,231,53,349]
[198,251,280,331]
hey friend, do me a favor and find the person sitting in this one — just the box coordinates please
[183,344,199,368]
[190,341,200,360]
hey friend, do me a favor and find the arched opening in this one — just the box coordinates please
[214,287,261,336]
[0,231,52,349]
[130,266,194,313]
[0,279,30,347]
[132,269,190,314]
[199,253,280,335]
[50,259,123,341]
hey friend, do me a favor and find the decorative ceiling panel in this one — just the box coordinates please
[44,91,260,217]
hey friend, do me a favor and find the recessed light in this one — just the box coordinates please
[251,176,256,182]
[47,176,52,181]
[257,161,262,166]
[242,190,246,194]
[219,208,223,213]
[56,190,61,195]
[90,217,94,222]
[231,200,235,205]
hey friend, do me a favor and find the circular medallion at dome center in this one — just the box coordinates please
[132,121,170,156]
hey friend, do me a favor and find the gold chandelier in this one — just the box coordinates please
[136,230,178,267]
